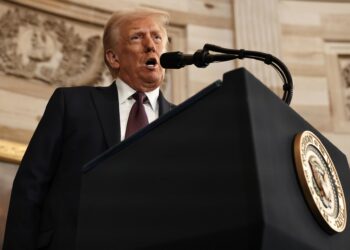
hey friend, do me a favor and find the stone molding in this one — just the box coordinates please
[233,0,282,95]
[324,42,350,132]
[0,139,26,164]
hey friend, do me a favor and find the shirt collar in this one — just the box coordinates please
[115,78,159,111]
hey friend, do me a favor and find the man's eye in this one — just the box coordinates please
[131,34,141,40]
[153,35,162,41]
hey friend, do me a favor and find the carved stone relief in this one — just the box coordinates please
[343,64,350,88]
[340,59,350,120]
[0,7,111,87]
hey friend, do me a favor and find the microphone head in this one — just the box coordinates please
[160,52,184,69]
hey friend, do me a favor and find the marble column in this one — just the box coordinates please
[233,0,282,94]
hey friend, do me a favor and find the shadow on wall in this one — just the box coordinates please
[0,162,18,248]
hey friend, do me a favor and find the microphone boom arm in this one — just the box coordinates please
[196,44,293,105]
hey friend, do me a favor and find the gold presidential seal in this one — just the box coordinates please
[294,130,347,233]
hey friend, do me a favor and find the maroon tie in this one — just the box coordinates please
[125,92,149,138]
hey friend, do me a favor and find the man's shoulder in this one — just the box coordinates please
[54,83,116,96]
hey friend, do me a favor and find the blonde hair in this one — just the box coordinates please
[103,8,170,78]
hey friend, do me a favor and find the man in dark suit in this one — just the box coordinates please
[3,8,174,250]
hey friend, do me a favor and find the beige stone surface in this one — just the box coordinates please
[186,24,234,96]
[324,132,350,164]
[0,89,48,131]
[291,76,330,107]
[0,161,18,249]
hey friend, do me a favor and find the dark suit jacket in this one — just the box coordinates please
[3,83,174,250]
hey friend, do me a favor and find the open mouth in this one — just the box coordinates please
[145,58,158,69]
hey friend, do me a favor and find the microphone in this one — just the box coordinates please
[160,50,208,69]
[160,50,237,69]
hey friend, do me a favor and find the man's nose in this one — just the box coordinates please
[143,35,156,52]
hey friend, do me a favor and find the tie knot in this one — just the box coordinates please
[132,92,148,104]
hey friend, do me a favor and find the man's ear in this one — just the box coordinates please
[105,49,120,69]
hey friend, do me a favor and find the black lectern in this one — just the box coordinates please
[76,68,350,249]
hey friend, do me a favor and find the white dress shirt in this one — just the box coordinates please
[116,79,159,141]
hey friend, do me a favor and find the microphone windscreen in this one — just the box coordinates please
[160,52,183,69]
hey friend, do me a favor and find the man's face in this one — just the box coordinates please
[110,17,166,92]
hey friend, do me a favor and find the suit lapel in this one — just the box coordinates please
[91,83,120,148]
[158,91,175,116]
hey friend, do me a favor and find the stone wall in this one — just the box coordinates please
[278,0,350,159]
